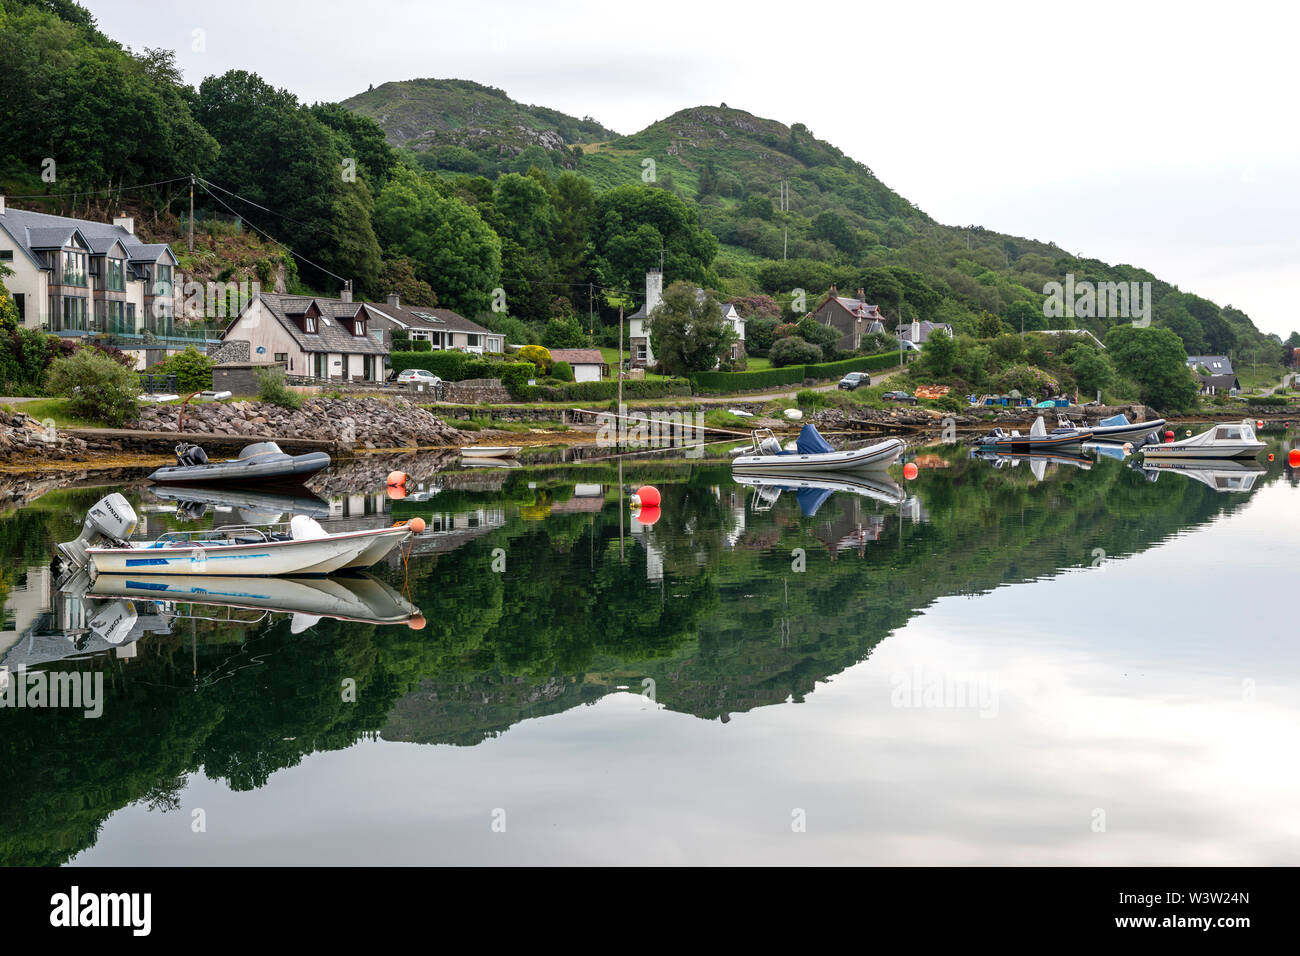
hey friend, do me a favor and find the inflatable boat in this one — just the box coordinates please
[147,441,331,487]
[732,424,906,473]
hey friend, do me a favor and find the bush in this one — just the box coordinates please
[795,388,830,410]
[552,360,574,382]
[45,348,139,426]
[498,362,537,399]
[1246,395,1291,406]
[517,344,552,375]
[390,350,469,380]
[460,357,493,380]
[409,339,431,352]
[148,346,214,393]
[805,352,905,380]
[770,336,823,367]
[690,365,806,393]
[255,367,303,409]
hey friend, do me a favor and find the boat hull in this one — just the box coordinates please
[732,438,906,473]
[148,451,331,487]
[1141,442,1265,460]
[979,431,1093,453]
[461,446,521,459]
[1086,419,1166,443]
[86,526,410,577]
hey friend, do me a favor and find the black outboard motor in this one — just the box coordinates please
[175,442,209,467]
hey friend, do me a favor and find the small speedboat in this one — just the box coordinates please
[732,470,907,515]
[461,445,521,459]
[1082,412,1167,444]
[732,424,905,473]
[1139,419,1265,460]
[148,441,331,487]
[56,493,413,577]
[977,416,1093,452]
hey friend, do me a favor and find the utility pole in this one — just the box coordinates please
[617,304,624,418]
[188,173,195,253]
[588,282,594,335]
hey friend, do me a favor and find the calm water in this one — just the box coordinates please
[2,431,1298,866]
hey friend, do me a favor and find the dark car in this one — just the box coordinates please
[839,372,871,390]
[882,390,918,405]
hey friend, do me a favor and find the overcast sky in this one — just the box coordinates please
[93,0,1298,337]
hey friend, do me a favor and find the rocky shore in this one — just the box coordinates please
[132,396,466,449]
[0,409,116,463]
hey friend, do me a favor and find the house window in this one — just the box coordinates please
[60,250,88,287]
[56,295,88,331]
[107,301,127,334]
[0,250,12,261]
[304,316,317,333]
[13,293,23,322]
[274,352,288,363]
[153,263,173,297]
[466,333,482,348]
[353,319,366,336]
[635,345,647,361]
[107,258,125,292]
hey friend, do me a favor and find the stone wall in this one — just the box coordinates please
[443,378,511,404]
[207,339,250,364]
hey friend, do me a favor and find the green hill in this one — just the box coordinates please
[340,78,616,174]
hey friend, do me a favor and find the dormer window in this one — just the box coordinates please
[353,318,366,336]
[304,315,317,333]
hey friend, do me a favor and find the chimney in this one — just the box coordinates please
[387,293,400,308]
[856,287,865,301]
[113,215,134,234]
[341,280,352,303]
[0,195,6,215]
[645,268,663,315]
[912,319,921,342]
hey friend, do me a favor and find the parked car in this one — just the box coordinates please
[882,390,918,405]
[839,372,871,390]
[395,369,442,386]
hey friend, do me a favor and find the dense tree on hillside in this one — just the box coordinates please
[593,186,718,293]
[646,281,735,375]
[372,166,501,315]
[309,102,397,187]
[923,328,956,376]
[377,257,436,306]
[1105,325,1198,412]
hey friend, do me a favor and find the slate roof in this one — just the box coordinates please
[231,293,388,355]
[1187,355,1234,375]
[547,348,605,366]
[0,207,176,265]
[898,321,953,344]
[361,301,494,336]
[1197,373,1239,391]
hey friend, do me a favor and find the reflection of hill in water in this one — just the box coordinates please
[1,449,1287,863]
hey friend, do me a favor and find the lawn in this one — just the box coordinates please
[2,398,107,429]
[1236,363,1289,391]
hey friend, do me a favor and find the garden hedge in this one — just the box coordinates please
[538,378,692,402]
[689,351,908,394]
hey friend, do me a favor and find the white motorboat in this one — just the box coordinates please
[1140,419,1265,460]
[732,424,905,473]
[461,445,521,459]
[56,493,413,578]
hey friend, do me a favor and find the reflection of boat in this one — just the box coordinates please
[972,448,1093,478]
[1136,458,1266,493]
[733,470,907,516]
[1140,420,1265,460]
[461,445,521,459]
[977,416,1094,452]
[89,573,422,630]
[57,494,413,577]
[147,485,330,523]
[733,425,905,473]
[458,458,521,468]
[148,441,331,486]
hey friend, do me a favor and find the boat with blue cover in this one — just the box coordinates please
[732,424,906,473]
[1072,412,1166,444]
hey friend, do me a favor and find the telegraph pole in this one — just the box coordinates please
[617,304,624,415]
[188,173,195,253]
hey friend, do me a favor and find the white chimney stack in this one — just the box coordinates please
[387,293,400,308]
[113,215,134,234]
[645,268,663,315]
[341,280,352,303]
[0,195,6,215]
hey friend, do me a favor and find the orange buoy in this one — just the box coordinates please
[635,485,661,507]
[1257,420,1264,428]
[1267,453,1275,462]
[407,516,426,534]
[407,614,427,631]
[387,470,407,486]
[634,504,661,527]
[903,462,919,480]
[386,485,406,500]
[1289,449,1300,467]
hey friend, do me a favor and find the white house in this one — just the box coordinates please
[546,348,606,382]
[222,292,388,382]
[626,269,745,369]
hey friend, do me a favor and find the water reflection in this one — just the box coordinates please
[0,430,1296,864]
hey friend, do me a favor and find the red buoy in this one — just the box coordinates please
[1164,430,1175,442]
[635,485,661,507]
[387,470,407,486]
[407,516,426,534]
[386,485,406,500]
[1268,454,1275,462]
[634,504,661,527]
[1289,449,1300,467]
[903,462,919,481]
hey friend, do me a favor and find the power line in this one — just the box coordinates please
[193,177,348,284]
[195,176,320,233]
[2,176,191,201]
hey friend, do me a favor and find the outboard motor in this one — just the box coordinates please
[175,442,209,466]
[756,436,784,456]
[56,493,138,570]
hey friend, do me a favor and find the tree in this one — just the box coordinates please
[1063,343,1114,397]
[377,258,437,307]
[646,281,736,376]
[1003,301,1044,333]
[794,316,841,356]
[976,311,1004,338]
[1105,325,1199,412]
[516,345,552,375]
[542,316,589,349]
[46,348,138,426]
[372,167,501,315]
[769,336,822,367]
[593,186,718,293]
[923,328,956,377]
